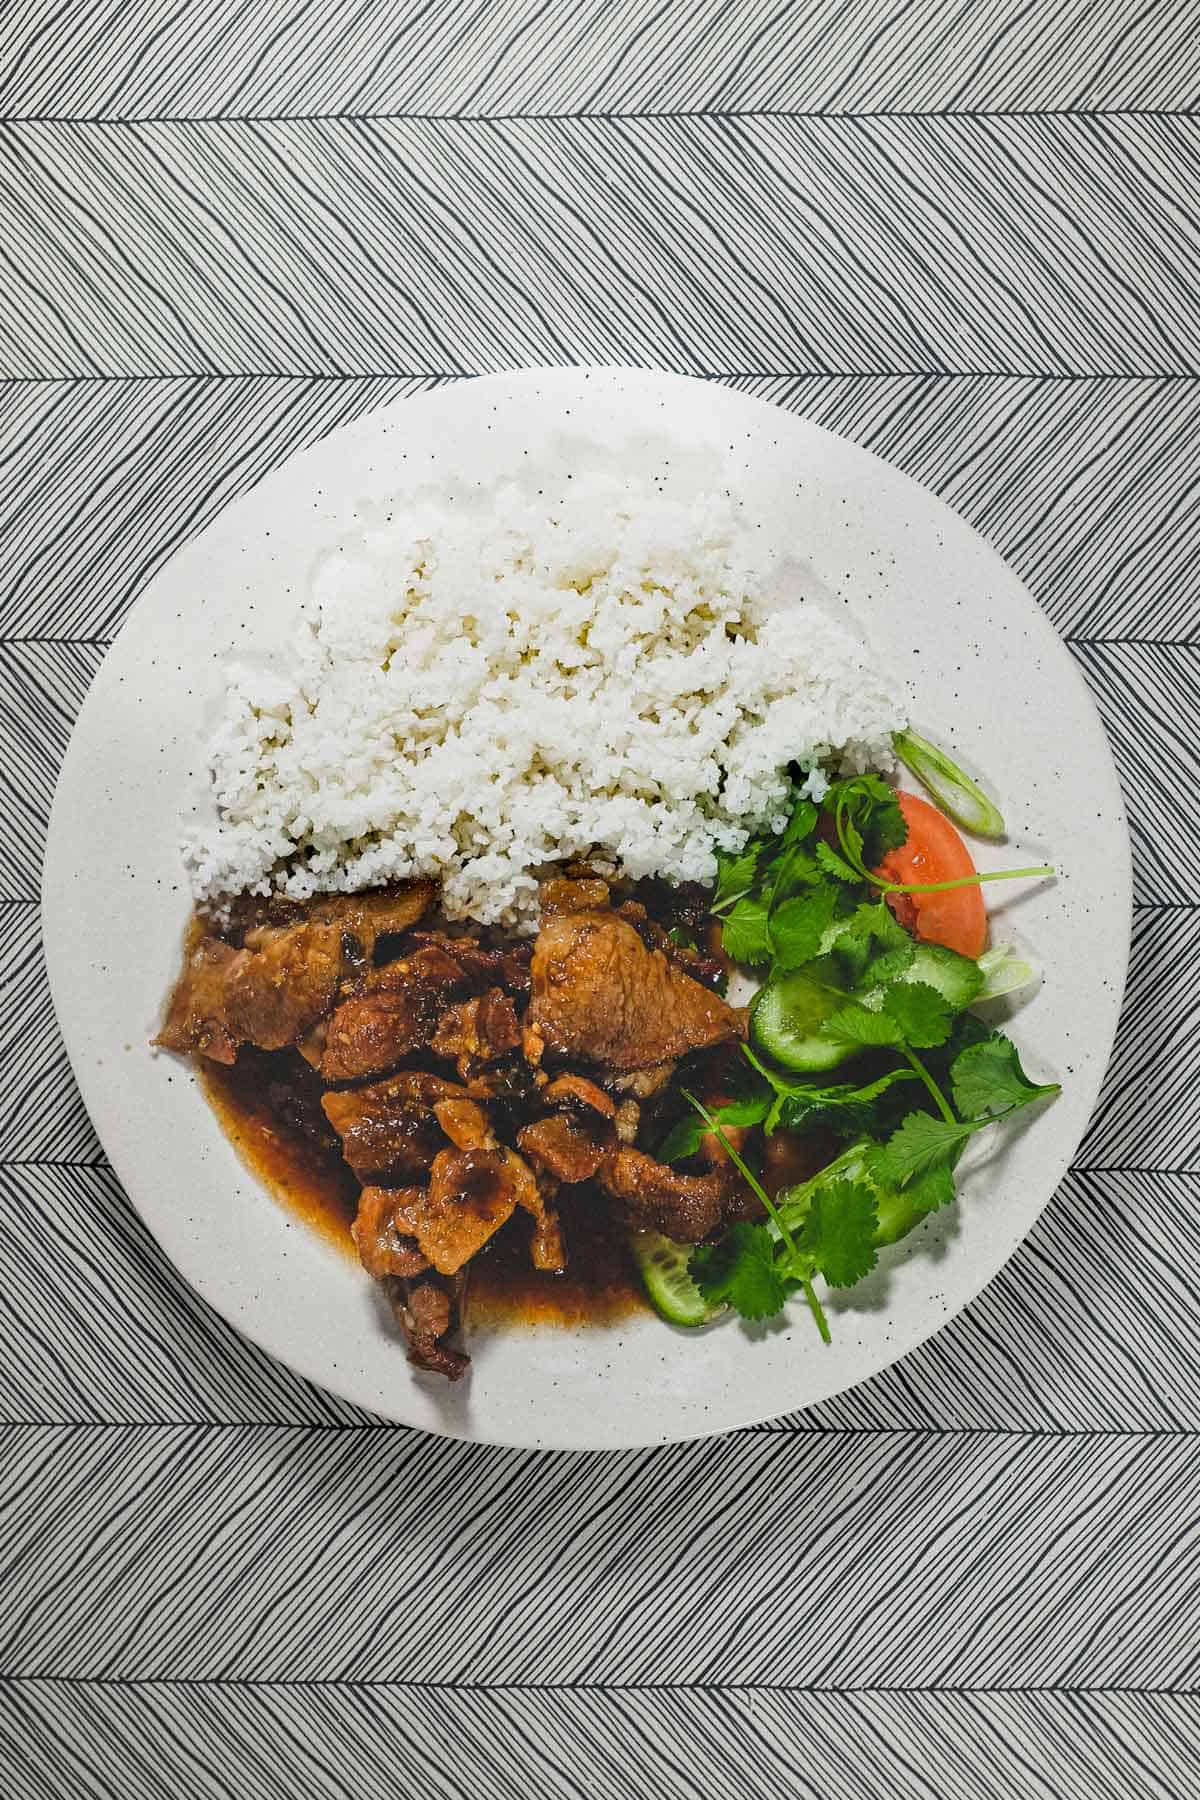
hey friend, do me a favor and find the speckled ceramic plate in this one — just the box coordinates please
[42,368,1130,1448]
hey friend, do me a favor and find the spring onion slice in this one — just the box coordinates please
[892,729,1006,840]
[977,945,1036,999]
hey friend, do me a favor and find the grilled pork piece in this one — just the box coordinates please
[321,943,467,1080]
[158,880,436,1063]
[530,911,739,1072]
[517,1113,608,1185]
[431,989,522,1077]
[322,1071,468,1182]
[402,1145,543,1276]
[598,1147,727,1242]
[351,1187,430,1279]
[384,1271,469,1380]
[156,936,242,1063]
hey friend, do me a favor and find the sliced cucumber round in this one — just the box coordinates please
[630,1231,719,1327]
[749,956,856,1073]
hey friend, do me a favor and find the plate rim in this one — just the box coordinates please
[41,364,1132,1449]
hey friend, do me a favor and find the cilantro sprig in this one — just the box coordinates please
[826,774,1055,897]
[687,1033,1059,1337]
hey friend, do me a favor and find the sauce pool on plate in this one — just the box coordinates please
[199,1049,646,1330]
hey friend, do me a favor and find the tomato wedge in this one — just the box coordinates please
[875,790,987,959]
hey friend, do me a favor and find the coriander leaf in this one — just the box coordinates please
[770,845,823,902]
[713,842,762,911]
[769,886,838,972]
[950,1033,1061,1120]
[816,840,861,885]
[658,1091,771,1163]
[867,792,909,859]
[800,1179,879,1286]
[742,1047,919,1138]
[823,1003,904,1049]
[881,980,953,1049]
[690,1223,788,1321]
[826,774,908,868]
[825,899,915,980]
[940,1010,993,1065]
[872,1156,957,1245]
[721,894,772,965]
[657,1114,706,1163]
[833,899,913,956]
[905,1161,957,1215]
[778,798,818,851]
[772,1067,920,1138]
[864,947,917,988]
[874,1111,977,1187]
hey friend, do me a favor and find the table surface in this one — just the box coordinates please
[1,4,1198,1796]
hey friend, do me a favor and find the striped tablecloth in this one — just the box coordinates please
[2,5,1198,1795]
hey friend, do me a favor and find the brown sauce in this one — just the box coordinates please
[198,1047,646,1328]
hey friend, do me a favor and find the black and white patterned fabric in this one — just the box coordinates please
[1,5,1198,1794]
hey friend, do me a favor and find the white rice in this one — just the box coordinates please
[184,474,906,930]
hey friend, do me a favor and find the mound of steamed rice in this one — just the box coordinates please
[183,475,907,930]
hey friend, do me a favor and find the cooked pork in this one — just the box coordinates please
[306,881,436,955]
[384,1271,469,1380]
[351,1186,430,1279]
[320,943,466,1080]
[322,1071,467,1181]
[415,1147,522,1273]
[431,989,522,1075]
[539,876,612,916]
[433,1096,496,1152]
[530,911,739,1071]
[156,936,242,1063]
[598,1147,727,1242]
[517,1113,608,1185]
[164,862,827,1382]
[221,923,345,1051]
[542,1073,616,1118]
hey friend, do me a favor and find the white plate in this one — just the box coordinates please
[42,368,1130,1449]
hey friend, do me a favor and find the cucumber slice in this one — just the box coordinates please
[898,943,984,1011]
[630,1231,719,1327]
[750,956,856,1072]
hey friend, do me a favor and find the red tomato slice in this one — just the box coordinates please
[875,791,987,959]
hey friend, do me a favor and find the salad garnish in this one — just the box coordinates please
[891,728,1007,839]
[646,767,1061,1337]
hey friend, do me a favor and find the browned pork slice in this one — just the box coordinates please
[433,1096,496,1152]
[529,1203,566,1273]
[407,931,533,996]
[538,876,612,916]
[304,880,436,955]
[155,936,242,1063]
[530,911,739,1072]
[159,881,437,1065]
[411,1148,523,1274]
[383,1271,469,1380]
[517,1113,608,1185]
[157,921,343,1060]
[598,1147,727,1242]
[351,1186,430,1279]
[541,1073,616,1118]
[322,1071,467,1182]
[431,989,522,1075]
[221,922,345,1050]
[320,943,467,1081]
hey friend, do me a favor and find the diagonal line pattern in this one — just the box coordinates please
[0,118,1199,379]
[0,1428,1198,1688]
[0,1685,1198,1800]
[1,0,1199,120]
